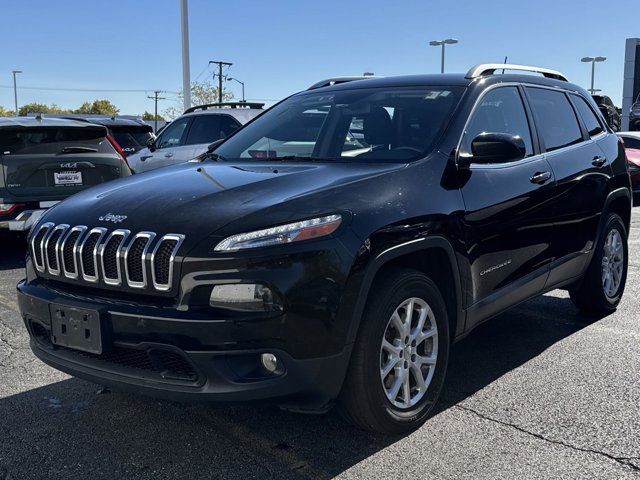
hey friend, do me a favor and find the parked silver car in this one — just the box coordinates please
[127,102,264,173]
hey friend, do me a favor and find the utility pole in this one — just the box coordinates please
[12,70,22,116]
[209,60,232,103]
[147,91,167,132]
[180,0,191,110]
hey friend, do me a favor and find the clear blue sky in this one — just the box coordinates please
[1,0,637,116]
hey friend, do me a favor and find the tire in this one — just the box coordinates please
[338,268,450,434]
[569,213,628,315]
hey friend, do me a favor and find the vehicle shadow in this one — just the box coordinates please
[0,231,27,270]
[0,293,598,479]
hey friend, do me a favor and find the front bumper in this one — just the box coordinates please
[17,280,352,411]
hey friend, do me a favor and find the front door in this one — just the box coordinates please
[458,86,556,325]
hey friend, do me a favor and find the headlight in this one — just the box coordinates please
[214,214,342,251]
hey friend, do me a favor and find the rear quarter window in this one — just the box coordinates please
[570,95,605,137]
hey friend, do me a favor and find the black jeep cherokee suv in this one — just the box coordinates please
[17,64,631,434]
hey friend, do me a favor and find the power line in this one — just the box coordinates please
[0,85,179,94]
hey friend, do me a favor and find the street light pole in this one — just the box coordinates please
[581,56,606,95]
[12,70,22,116]
[227,77,245,102]
[429,38,458,73]
[180,0,191,111]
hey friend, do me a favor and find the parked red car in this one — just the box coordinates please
[617,133,640,194]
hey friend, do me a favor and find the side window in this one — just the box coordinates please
[156,118,189,149]
[571,95,605,137]
[184,115,222,145]
[461,87,534,159]
[219,116,241,138]
[526,88,583,152]
[621,136,640,149]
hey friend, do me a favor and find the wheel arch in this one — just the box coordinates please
[603,187,631,236]
[346,236,465,345]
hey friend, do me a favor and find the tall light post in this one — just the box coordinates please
[12,70,22,116]
[581,56,606,95]
[227,77,245,102]
[429,38,458,73]
[180,0,191,110]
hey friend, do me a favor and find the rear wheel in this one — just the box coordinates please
[570,213,628,315]
[339,269,450,434]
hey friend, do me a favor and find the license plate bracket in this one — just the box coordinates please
[49,304,106,354]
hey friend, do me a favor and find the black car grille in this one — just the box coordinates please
[31,223,184,292]
[153,239,177,285]
[62,230,81,275]
[126,236,149,283]
[30,321,198,383]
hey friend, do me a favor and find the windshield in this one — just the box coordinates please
[110,127,154,152]
[0,127,110,155]
[214,86,464,162]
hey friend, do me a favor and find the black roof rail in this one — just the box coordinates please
[184,102,265,114]
[307,76,378,90]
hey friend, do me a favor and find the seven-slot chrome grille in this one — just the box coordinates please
[31,223,184,292]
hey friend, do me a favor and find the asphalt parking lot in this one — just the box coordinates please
[1,212,640,480]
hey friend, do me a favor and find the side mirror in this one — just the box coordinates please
[468,133,526,165]
[147,138,157,152]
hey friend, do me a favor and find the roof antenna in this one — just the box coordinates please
[35,113,42,121]
[502,56,508,75]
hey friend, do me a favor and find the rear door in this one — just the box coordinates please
[459,85,556,325]
[524,87,612,285]
[0,125,124,200]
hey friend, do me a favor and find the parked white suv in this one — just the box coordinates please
[127,102,264,173]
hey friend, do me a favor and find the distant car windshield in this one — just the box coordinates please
[214,86,464,162]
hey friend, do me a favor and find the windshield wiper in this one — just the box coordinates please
[58,146,98,154]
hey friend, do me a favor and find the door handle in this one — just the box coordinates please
[140,155,152,162]
[592,156,606,167]
[164,152,174,158]
[530,171,552,184]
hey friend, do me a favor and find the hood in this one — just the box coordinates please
[39,160,405,241]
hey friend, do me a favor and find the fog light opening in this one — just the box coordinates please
[260,353,281,374]
[209,283,281,312]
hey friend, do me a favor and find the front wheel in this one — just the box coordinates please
[339,269,450,434]
[570,213,628,315]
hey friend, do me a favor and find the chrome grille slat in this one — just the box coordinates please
[61,226,87,279]
[123,232,156,289]
[31,222,54,272]
[33,223,184,292]
[151,234,185,292]
[79,227,108,283]
[99,229,130,286]
[44,224,69,276]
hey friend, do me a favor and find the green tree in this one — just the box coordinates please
[164,81,234,119]
[0,106,14,117]
[74,99,119,115]
[18,102,70,116]
[142,110,165,121]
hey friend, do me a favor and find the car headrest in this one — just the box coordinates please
[363,106,393,146]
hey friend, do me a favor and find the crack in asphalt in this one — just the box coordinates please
[455,404,640,473]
